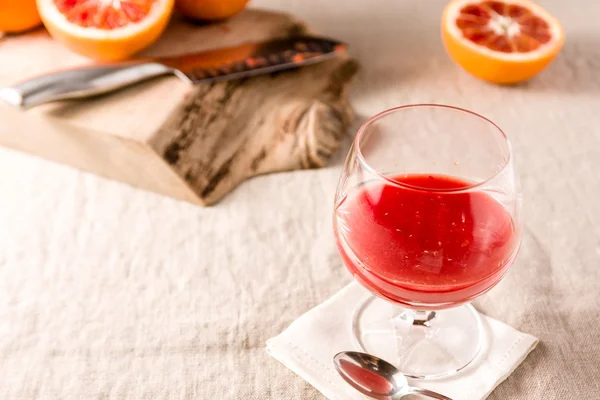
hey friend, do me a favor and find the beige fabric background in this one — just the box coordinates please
[1,0,599,398]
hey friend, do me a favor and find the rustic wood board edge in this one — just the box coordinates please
[149,55,358,205]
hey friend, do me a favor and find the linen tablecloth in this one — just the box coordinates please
[1,0,599,398]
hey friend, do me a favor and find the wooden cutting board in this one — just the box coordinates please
[0,9,357,205]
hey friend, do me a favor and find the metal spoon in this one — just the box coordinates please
[333,351,453,400]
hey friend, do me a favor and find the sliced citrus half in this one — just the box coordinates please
[37,0,175,61]
[442,0,564,84]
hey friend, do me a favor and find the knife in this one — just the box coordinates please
[0,35,347,109]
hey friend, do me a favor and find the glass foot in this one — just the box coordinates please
[352,295,483,379]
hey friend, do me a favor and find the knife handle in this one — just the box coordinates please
[0,62,178,109]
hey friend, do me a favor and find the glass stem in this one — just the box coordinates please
[397,309,437,327]
[413,310,436,326]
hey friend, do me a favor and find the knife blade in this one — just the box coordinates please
[0,35,347,109]
[159,35,347,83]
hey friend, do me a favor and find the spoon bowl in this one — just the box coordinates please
[333,351,454,400]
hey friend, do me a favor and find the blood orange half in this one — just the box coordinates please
[442,0,564,84]
[37,0,175,61]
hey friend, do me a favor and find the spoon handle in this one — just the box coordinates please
[408,387,454,400]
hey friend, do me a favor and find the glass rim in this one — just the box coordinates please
[354,103,513,193]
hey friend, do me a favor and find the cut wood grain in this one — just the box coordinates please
[0,9,357,205]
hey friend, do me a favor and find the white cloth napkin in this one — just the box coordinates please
[267,282,538,400]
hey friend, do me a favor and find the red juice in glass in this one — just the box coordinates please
[335,173,519,309]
